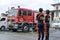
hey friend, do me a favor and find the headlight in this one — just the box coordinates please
[13,24,18,28]
[13,26,17,28]
[8,22,13,26]
[14,24,18,26]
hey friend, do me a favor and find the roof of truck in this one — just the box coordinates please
[8,8,33,12]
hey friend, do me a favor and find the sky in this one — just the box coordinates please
[0,0,60,14]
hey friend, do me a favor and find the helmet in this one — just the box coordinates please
[39,8,43,12]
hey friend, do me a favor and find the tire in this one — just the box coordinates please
[1,26,5,31]
[22,24,29,32]
[32,25,36,32]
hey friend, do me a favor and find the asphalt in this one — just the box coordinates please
[0,28,60,40]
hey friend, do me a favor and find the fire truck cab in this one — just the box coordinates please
[7,6,36,32]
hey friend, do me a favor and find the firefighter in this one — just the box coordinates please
[45,10,50,40]
[36,8,44,40]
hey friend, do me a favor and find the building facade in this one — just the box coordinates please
[52,3,60,20]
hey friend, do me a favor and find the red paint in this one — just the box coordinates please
[7,6,34,23]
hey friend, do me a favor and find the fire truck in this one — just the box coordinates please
[7,6,38,32]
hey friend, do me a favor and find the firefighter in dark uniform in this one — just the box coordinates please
[45,10,50,40]
[36,8,44,40]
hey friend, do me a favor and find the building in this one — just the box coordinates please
[52,3,60,20]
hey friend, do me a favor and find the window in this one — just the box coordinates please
[28,11,32,16]
[56,6,59,17]
[56,6,58,10]
[19,10,26,16]
[53,20,60,23]
[56,12,59,17]
[8,9,18,16]
[0,18,5,21]
[51,11,54,21]
[11,19,14,22]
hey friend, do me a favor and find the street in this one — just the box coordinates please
[0,28,60,40]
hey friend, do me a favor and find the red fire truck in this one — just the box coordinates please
[7,6,38,32]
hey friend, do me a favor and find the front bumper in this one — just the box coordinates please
[8,26,17,29]
[8,23,22,30]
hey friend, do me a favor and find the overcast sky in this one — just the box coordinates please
[0,0,60,14]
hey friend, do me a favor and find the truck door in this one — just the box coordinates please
[18,9,27,22]
[27,11,34,22]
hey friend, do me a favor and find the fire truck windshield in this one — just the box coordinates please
[8,9,18,16]
[19,10,26,16]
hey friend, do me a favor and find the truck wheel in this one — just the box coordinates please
[1,26,5,31]
[23,24,29,32]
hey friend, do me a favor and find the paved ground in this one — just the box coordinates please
[0,28,60,40]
